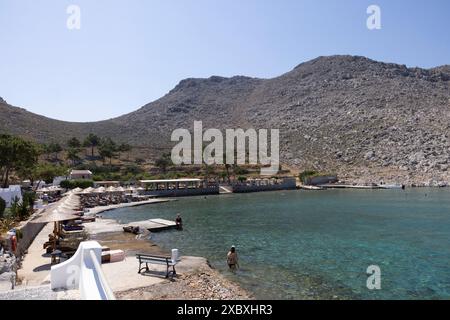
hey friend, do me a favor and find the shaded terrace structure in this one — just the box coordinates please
[139,179,219,197]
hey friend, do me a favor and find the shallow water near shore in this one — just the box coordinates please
[104,188,450,299]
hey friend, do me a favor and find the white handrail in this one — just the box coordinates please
[89,249,116,300]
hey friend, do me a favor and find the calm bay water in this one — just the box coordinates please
[105,189,450,299]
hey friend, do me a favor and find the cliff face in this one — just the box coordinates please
[1,55,450,185]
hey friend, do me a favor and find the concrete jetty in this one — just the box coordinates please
[319,184,380,189]
[131,218,177,232]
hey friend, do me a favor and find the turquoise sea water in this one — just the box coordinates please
[105,189,450,299]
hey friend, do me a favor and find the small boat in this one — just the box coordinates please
[301,185,324,190]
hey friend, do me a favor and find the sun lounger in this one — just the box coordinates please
[63,225,84,231]
[101,250,125,263]
[81,216,96,223]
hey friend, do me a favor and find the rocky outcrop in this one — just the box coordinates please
[0,252,17,290]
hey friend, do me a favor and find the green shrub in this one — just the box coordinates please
[22,191,36,211]
[123,164,143,175]
[10,197,31,220]
[60,180,72,189]
[234,166,249,175]
[60,179,94,189]
[0,197,6,219]
[299,170,318,184]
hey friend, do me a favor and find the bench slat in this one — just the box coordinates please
[136,253,177,278]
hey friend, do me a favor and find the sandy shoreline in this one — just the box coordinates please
[16,199,252,300]
[86,211,252,300]
[86,198,174,216]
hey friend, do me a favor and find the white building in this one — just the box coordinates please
[53,176,68,186]
[0,185,22,207]
[69,170,93,180]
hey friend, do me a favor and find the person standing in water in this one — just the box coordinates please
[175,214,183,230]
[227,245,239,271]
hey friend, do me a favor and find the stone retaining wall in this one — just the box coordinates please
[16,217,46,257]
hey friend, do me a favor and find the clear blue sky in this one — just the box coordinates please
[1,0,449,122]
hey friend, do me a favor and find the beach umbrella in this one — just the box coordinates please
[94,187,106,194]
[125,186,135,194]
[72,187,83,194]
[59,202,79,210]
[116,186,125,193]
[47,186,63,193]
[63,195,80,205]
[56,205,82,215]
[31,208,80,250]
[31,208,79,224]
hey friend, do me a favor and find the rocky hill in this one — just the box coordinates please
[1,55,450,185]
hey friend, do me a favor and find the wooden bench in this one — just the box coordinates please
[136,253,177,278]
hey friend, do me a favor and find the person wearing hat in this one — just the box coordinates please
[227,245,239,271]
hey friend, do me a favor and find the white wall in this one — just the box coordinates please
[51,241,115,300]
[53,176,68,186]
[0,185,22,207]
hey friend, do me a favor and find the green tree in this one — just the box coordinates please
[41,143,52,161]
[237,176,247,182]
[98,138,117,166]
[38,164,67,184]
[67,148,81,166]
[0,134,40,188]
[299,170,318,184]
[48,142,63,161]
[60,179,94,189]
[118,143,132,160]
[83,133,100,158]
[154,153,172,174]
[19,163,68,188]
[67,137,81,149]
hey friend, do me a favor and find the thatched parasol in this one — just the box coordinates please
[31,207,79,223]
[94,187,106,194]
[72,187,83,194]
[106,186,117,193]
[31,208,80,251]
